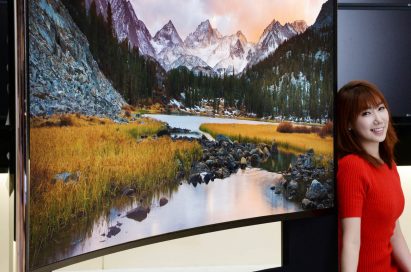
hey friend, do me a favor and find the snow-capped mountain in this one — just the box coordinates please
[247,19,303,66]
[184,20,222,48]
[230,39,245,58]
[152,20,183,54]
[170,55,211,71]
[152,20,185,69]
[185,29,255,75]
[258,20,296,50]
[85,0,311,75]
[154,21,255,74]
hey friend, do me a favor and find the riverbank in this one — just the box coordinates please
[199,123,333,156]
[29,114,202,259]
[186,134,333,210]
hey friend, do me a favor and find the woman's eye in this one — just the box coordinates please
[378,106,386,111]
[361,111,371,116]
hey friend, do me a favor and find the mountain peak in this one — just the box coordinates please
[312,0,333,29]
[153,19,183,48]
[184,19,221,47]
[230,39,245,58]
[165,20,174,27]
[259,19,283,41]
[200,19,211,27]
[290,20,308,34]
[235,30,248,44]
[269,19,281,28]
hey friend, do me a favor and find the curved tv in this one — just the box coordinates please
[26,0,334,270]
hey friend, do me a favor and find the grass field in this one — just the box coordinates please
[30,114,202,253]
[199,123,333,156]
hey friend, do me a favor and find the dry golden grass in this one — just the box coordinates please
[30,114,114,127]
[29,115,202,252]
[200,123,333,156]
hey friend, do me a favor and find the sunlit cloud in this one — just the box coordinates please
[130,0,327,43]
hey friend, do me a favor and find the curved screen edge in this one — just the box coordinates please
[33,208,335,272]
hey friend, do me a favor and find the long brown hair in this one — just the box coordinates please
[336,80,398,168]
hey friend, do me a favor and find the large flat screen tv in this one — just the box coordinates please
[22,0,335,270]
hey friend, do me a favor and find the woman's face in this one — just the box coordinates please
[353,103,389,145]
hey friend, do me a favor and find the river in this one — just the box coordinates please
[34,114,302,269]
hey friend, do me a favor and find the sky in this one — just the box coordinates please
[130,0,328,43]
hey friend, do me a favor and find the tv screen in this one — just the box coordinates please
[27,0,334,270]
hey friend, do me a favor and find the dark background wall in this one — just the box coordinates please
[0,0,13,173]
[0,0,10,126]
[337,1,411,165]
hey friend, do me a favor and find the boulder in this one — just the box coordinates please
[106,226,121,238]
[205,159,215,167]
[214,168,225,179]
[126,206,150,222]
[306,180,327,200]
[215,134,233,144]
[122,187,135,197]
[159,197,168,207]
[250,154,260,167]
[192,162,209,174]
[156,129,170,137]
[217,147,227,156]
[227,161,238,171]
[302,198,317,209]
[203,172,214,183]
[286,180,299,200]
[240,157,247,169]
[189,173,202,185]
[250,148,259,155]
[51,171,80,184]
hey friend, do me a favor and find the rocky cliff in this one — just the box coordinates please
[29,0,125,119]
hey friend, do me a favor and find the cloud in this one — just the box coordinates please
[130,0,327,43]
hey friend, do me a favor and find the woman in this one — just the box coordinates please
[337,80,411,272]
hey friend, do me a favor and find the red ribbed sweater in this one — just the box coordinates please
[338,154,404,272]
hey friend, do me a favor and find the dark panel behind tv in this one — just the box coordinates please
[337,8,411,119]
[0,0,13,174]
[0,1,9,125]
[338,6,411,165]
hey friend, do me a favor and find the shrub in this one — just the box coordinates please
[277,122,313,134]
[277,122,294,133]
[318,121,333,138]
[59,115,75,126]
[122,104,136,111]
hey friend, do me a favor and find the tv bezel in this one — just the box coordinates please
[15,0,337,271]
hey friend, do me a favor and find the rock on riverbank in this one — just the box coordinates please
[279,149,334,209]
[186,134,277,186]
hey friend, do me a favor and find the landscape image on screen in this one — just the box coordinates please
[28,0,334,269]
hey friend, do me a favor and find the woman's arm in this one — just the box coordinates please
[391,220,411,271]
[341,217,361,272]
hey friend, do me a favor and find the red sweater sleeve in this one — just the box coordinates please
[337,155,370,218]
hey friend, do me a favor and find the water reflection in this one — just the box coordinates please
[259,152,297,173]
[36,168,301,267]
